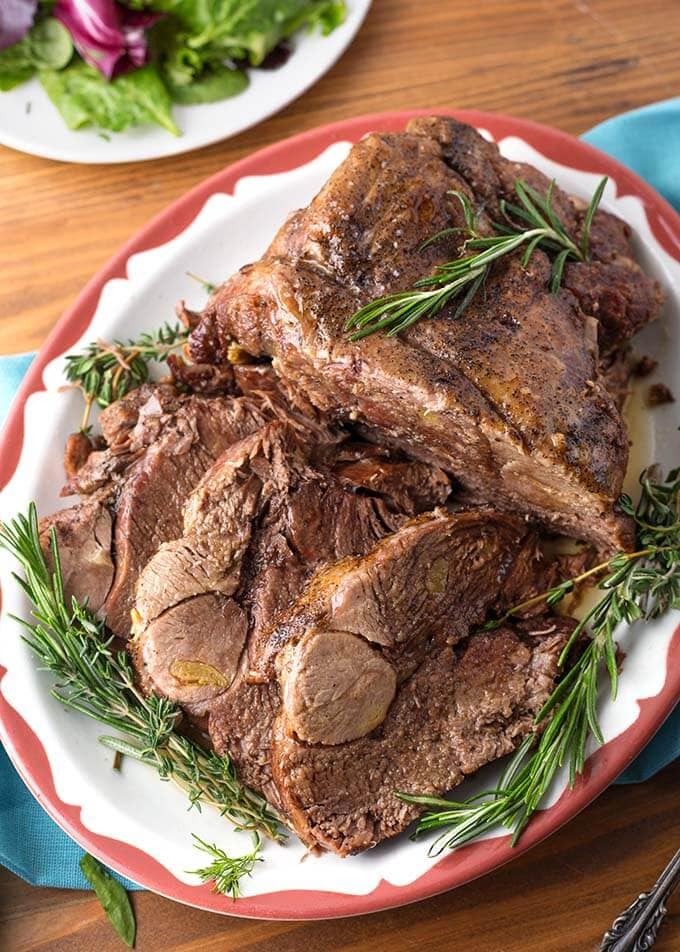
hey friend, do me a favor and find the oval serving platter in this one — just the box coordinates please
[0,111,679,919]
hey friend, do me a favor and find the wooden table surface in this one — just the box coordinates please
[1,1,679,949]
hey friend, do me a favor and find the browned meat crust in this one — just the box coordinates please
[189,117,662,551]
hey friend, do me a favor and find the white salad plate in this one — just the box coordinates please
[0,1,371,164]
[0,111,678,919]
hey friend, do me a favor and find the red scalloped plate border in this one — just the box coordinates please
[1,110,679,920]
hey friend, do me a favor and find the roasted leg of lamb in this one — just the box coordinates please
[190,117,662,552]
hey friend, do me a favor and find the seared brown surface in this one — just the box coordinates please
[3,0,679,946]
[190,118,659,551]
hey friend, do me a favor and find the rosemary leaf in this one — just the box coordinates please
[64,321,190,427]
[346,176,607,341]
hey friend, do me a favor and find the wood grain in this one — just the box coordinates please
[1,1,679,949]
[1,762,678,951]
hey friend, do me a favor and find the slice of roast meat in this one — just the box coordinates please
[272,618,572,855]
[64,383,187,498]
[331,453,451,515]
[133,422,317,630]
[46,385,320,638]
[104,394,280,638]
[132,423,409,695]
[208,673,283,806]
[132,593,248,717]
[208,506,536,803]
[40,498,115,615]
[190,117,663,551]
[261,509,532,686]
[132,422,454,797]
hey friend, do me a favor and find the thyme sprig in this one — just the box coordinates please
[188,833,263,898]
[397,467,680,854]
[346,176,607,341]
[0,505,284,848]
[64,321,190,428]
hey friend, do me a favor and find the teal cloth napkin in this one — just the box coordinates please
[1,99,679,890]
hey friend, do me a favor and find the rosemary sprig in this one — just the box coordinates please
[397,467,680,854]
[188,833,263,899]
[64,321,190,428]
[346,177,607,341]
[0,505,283,847]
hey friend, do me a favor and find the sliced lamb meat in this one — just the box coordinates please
[272,619,572,855]
[208,672,283,806]
[98,382,183,449]
[63,431,95,479]
[209,506,535,802]
[133,422,315,630]
[48,385,317,638]
[40,499,115,615]
[262,509,531,685]
[104,394,277,638]
[240,474,407,680]
[64,383,187,498]
[132,594,248,717]
[132,423,455,797]
[132,422,410,695]
[331,455,451,515]
[190,117,663,551]
[167,353,235,395]
[280,630,397,747]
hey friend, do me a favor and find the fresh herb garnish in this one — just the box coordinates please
[346,177,607,341]
[397,467,680,853]
[64,321,190,427]
[188,832,263,898]
[79,853,136,948]
[0,505,284,852]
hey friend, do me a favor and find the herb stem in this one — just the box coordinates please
[346,177,607,340]
[494,545,674,626]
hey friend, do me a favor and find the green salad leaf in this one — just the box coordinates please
[150,18,248,104]
[0,18,72,91]
[146,0,346,64]
[79,854,136,948]
[166,61,248,103]
[40,61,180,134]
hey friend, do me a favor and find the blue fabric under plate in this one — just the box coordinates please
[1,99,679,889]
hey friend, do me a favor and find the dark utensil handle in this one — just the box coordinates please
[600,847,680,951]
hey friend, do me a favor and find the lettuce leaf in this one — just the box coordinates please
[40,59,179,133]
[0,17,72,89]
[150,18,247,103]
[165,61,247,103]
[144,0,346,65]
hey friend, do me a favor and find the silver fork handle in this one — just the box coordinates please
[600,847,680,951]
